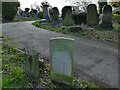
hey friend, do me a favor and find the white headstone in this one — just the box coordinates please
[50,37,74,85]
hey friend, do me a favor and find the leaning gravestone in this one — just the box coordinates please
[100,5,113,29]
[50,37,74,85]
[87,4,99,26]
[62,6,73,26]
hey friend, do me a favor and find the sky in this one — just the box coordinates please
[19,0,70,13]
[18,0,114,13]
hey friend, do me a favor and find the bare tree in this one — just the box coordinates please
[33,2,41,12]
[65,0,92,12]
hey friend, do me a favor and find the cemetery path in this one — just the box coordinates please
[2,21,118,88]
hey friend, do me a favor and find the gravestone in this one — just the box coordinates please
[25,50,39,78]
[43,5,49,19]
[100,5,113,29]
[52,7,59,24]
[62,6,73,26]
[50,37,74,85]
[22,12,25,17]
[87,4,99,26]
[33,13,36,17]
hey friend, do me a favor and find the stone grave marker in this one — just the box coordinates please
[43,5,49,19]
[25,50,39,78]
[52,7,59,24]
[100,5,113,29]
[62,6,73,26]
[87,4,99,26]
[50,37,74,85]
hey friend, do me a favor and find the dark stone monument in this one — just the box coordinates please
[100,5,113,29]
[52,7,59,24]
[87,4,99,26]
[43,5,49,19]
[62,6,73,26]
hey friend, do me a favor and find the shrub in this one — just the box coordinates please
[33,9,37,14]
[2,2,20,21]
[38,11,43,18]
[62,26,82,33]
[98,1,107,14]
[113,10,120,15]
[73,13,87,25]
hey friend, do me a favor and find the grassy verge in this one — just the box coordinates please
[2,17,40,23]
[32,21,119,43]
[1,36,100,89]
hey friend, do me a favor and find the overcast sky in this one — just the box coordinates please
[19,0,70,12]
[18,0,114,13]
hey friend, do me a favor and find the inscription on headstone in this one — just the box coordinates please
[50,37,74,85]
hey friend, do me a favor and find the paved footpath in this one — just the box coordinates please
[2,21,118,88]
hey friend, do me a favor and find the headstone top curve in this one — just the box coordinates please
[50,37,74,41]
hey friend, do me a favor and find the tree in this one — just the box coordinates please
[110,1,120,7]
[2,2,20,21]
[40,1,52,11]
[75,1,92,12]
[65,0,92,12]
[33,2,41,12]
[98,0,107,14]
[38,11,43,18]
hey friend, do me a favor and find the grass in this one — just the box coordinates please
[13,17,40,22]
[1,36,100,89]
[2,16,40,23]
[32,21,119,43]
[2,37,31,88]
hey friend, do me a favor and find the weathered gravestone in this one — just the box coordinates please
[22,12,25,17]
[43,5,49,19]
[62,6,73,26]
[50,37,74,85]
[25,50,39,78]
[100,5,113,29]
[51,7,59,24]
[87,4,99,26]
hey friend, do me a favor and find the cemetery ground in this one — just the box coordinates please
[2,16,40,23]
[1,36,99,89]
[1,20,118,88]
[32,14,120,43]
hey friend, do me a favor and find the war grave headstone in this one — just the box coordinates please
[100,5,113,29]
[87,4,99,26]
[50,37,74,85]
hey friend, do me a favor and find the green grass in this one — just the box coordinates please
[1,36,100,89]
[112,14,120,23]
[14,17,40,22]
[2,16,40,23]
[32,21,119,43]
